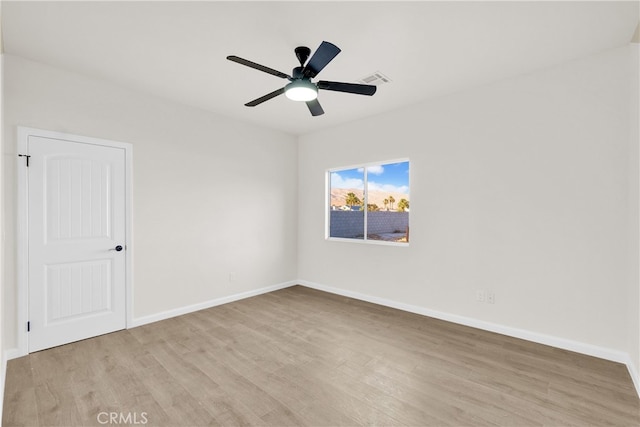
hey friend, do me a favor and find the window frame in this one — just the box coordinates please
[325,158,410,247]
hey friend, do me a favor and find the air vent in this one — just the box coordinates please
[358,71,391,86]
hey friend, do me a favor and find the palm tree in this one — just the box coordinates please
[345,192,362,208]
[397,199,409,212]
[388,195,396,210]
[383,198,389,211]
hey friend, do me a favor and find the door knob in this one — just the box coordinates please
[109,245,124,252]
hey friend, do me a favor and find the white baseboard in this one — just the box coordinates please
[4,348,22,361]
[625,357,640,398]
[130,280,297,328]
[298,279,639,397]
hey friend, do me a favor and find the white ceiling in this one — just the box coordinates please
[2,1,638,136]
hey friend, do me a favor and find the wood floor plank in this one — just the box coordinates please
[4,285,639,426]
[149,340,265,426]
[2,357,40,427]
[32,376,84,426]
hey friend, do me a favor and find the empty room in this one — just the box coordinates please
[1,1,639,425]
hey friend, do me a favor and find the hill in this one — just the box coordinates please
[330,188,409,210]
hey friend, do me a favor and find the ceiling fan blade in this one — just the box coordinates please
[306,99,325,116]
[227,55,291,80]
[245,88,286,107]
[317,81,377,96]
[303,41,341,78]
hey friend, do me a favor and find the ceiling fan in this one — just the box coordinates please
[226,41,376,117]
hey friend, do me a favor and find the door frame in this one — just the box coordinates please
[16,127,133,356]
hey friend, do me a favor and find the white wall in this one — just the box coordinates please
[299,46,637,360]
[629,43,640,384]
[0,0,6,417]
[2,55,298,349]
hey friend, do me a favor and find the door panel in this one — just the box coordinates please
[28,135,126,352]
[45,260,112,323]
[45,157,112,241]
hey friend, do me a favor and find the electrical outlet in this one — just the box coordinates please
[487,291,495,304]
[476,290,496,304]
[229,272,237,283]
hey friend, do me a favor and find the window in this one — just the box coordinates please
[328,160,410,244]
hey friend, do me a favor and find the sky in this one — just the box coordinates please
[330,161,409,194]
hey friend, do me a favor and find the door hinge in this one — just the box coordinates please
[18,154,31,167]
[27,321,30,332]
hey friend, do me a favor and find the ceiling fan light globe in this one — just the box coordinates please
[285,80,318,102]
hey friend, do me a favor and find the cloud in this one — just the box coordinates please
[331,171,408,194]
[367,181,409,194]
[357,165,384,175]
[367,165,385,175]
[331,172,364,190]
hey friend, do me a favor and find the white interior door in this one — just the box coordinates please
[27,135,127,352]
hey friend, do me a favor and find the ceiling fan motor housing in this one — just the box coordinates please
[292,66,306,80]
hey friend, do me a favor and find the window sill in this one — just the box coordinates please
[326,237,410,247]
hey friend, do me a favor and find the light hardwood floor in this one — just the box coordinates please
[3,285,639,426]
